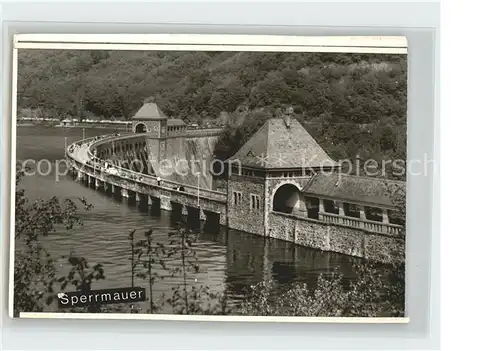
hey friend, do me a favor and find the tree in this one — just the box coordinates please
[384,180,406,232]
[208,77,248,115]
[13,163,94,316]
[131,228,170,313]
[240,261,405,317]
[126,225,231,315]
[213,109,272,163]
[379,126,397,152]
[55,254,106,312]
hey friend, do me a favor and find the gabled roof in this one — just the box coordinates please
[225,118,338,169]
[132,102,167,120]
[167,119,186,126]
[302,173,406,208]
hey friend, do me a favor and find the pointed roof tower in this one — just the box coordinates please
[131,101,185,126]
[226,118,338,170]
[132,102,167,120]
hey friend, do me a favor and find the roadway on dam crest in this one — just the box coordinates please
[66,133,228,224]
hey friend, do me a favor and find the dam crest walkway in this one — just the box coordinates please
[66,132,228,223]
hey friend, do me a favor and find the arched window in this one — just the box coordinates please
[135,123,147,133]
[272,183,301,214]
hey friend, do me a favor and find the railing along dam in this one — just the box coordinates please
[66,132,228,225]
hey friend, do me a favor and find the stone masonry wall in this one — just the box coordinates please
[268,212,403,264]
[269,212,329,251]
[268,212,295,242]
[227,174,266,236]
[328,226,364,258]
[295,219,330,251]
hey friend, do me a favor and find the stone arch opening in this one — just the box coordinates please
[272,183,302,214]
[135,123,147,133]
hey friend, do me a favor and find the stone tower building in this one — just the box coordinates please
[131,102,186,135]
[225,117,339,237]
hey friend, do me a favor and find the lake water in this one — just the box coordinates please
[16,126,369,314]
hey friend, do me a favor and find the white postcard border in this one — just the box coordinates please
[9,33,408,323]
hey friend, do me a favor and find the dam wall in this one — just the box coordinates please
[146,132,220,189]
[91,134,153,175]
[90,130,222,187]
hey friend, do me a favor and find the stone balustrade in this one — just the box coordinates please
[320,212,403,236]
[153,127,224,139]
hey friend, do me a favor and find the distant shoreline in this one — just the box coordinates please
[17,123,130,130]
[56,124,130,130]
[17,123,36,127]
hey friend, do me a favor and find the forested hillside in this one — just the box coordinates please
[17,50,407,178]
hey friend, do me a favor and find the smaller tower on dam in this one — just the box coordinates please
[131,100,186,136]
[131,100,189,181]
